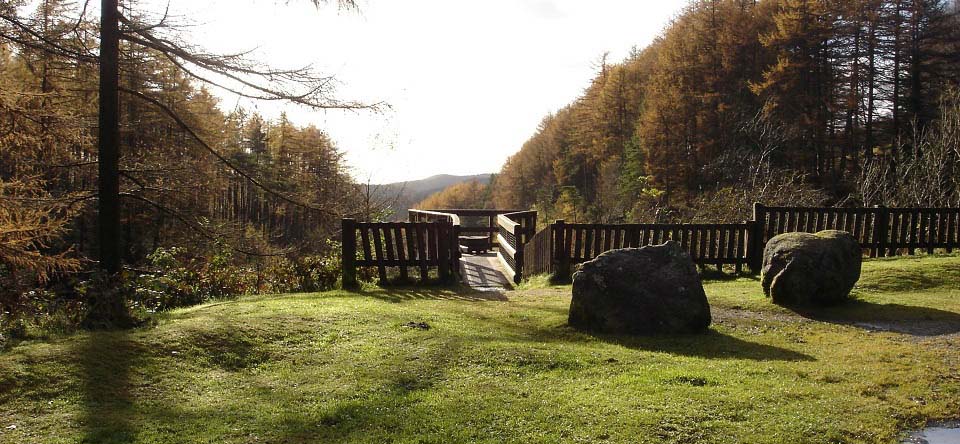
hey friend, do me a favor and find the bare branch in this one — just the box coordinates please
[117,14,381,111]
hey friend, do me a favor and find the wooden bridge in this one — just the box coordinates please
[341,204,960,289]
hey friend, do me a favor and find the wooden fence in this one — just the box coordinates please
[413,208,527,243]
[411,208,537,284]
[496,210,537,284]
[344,204,960,286]
[526,204,960,282]
[524,221,750,282]
[341,218,459,287]
[754,205,960,262]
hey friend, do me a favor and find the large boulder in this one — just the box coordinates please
[569,241,711,335]
[761,230,861,307]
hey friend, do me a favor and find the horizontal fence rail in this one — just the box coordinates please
[542,222,750,279]
[418,208,530,246]
[527,204,960,282]
[408,209,461,225]
[496,215,522,284]
[753,205,960,268]
[494,210,538,284]
[342,219,459,287]
[347,204,960,287]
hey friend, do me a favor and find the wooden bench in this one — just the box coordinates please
[459,235,491,254]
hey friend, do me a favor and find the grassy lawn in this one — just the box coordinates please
[1,256,959,443]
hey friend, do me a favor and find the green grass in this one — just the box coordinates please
[1,256,959,443]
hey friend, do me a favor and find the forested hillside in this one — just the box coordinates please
[1,1,370,329]
[371,174,493,220]
[492,0,960,223]
[415,180,493,210]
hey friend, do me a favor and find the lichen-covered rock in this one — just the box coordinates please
[761,230,861,307]
[569,241,711,334]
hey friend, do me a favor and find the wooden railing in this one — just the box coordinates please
[504,210,538,244]
[496,215,522,283]
[408,209,461,225]
[341,218,459,287]
[417,208,527,242]
[410,208,536,284]
[532,221,749,280]
[753,205,960,263]
[526,204,960,282]
[494,210,538,283]
[346,204,960,287]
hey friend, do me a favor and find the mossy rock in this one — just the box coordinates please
[761,230,861,307]
[569,241,711,334]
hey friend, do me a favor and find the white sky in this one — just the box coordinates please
[151,0,689,183]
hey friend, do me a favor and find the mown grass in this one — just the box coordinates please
[1,256,959,443]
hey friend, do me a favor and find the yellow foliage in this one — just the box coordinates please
[0,179,80,284]
[416,181,491,210]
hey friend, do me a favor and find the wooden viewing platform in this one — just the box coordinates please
[409,209,537,289]
[341,204,960,289]
[339,209,535,289]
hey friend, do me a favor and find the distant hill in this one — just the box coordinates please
[371,174,493,220]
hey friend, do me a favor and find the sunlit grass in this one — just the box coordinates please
[1,256,959,443]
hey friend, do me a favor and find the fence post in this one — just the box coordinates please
[437,220,451,283]
[874,205,889,258]
[530,213,538,244]
[554,220,570,283]
[748,202,766,273]
[488,214,496,246]
[514,223,524,284]
[451,222,461,278]
[341,218,358,289]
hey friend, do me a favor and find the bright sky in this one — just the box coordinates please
[152,0,689,183]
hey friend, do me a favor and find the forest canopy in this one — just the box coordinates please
[0,0,375,331]
[490,0,960,223]
[2,0,960,337]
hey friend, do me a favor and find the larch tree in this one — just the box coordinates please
[2,0,375,325]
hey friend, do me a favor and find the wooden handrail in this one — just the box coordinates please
[497,214,519,230]
[408,209,461,226]
[341,218,460,287]
[420,208,527,217]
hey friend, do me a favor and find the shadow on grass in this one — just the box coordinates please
[73,308,286,442]
[701,274,762,285]
[77,331,139,443]
[114,330,461,444]
[275,350,455,443]
[794,299,960,336]
[175,327,275,371]
[582,329,815,362]
[357,287,509,303]
[475,308,814,362]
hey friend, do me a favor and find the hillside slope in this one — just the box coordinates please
[372,174,493,220]
[490,0,960,224]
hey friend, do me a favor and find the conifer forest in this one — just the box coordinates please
[2,0,959,327]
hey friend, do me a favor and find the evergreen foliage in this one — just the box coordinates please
[0,1,372,328]
[492,0,960,223]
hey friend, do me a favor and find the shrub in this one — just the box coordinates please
[132,245,256,312]
[292,253,341,292]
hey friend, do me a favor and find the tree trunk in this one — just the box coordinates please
[98,0,121,274]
